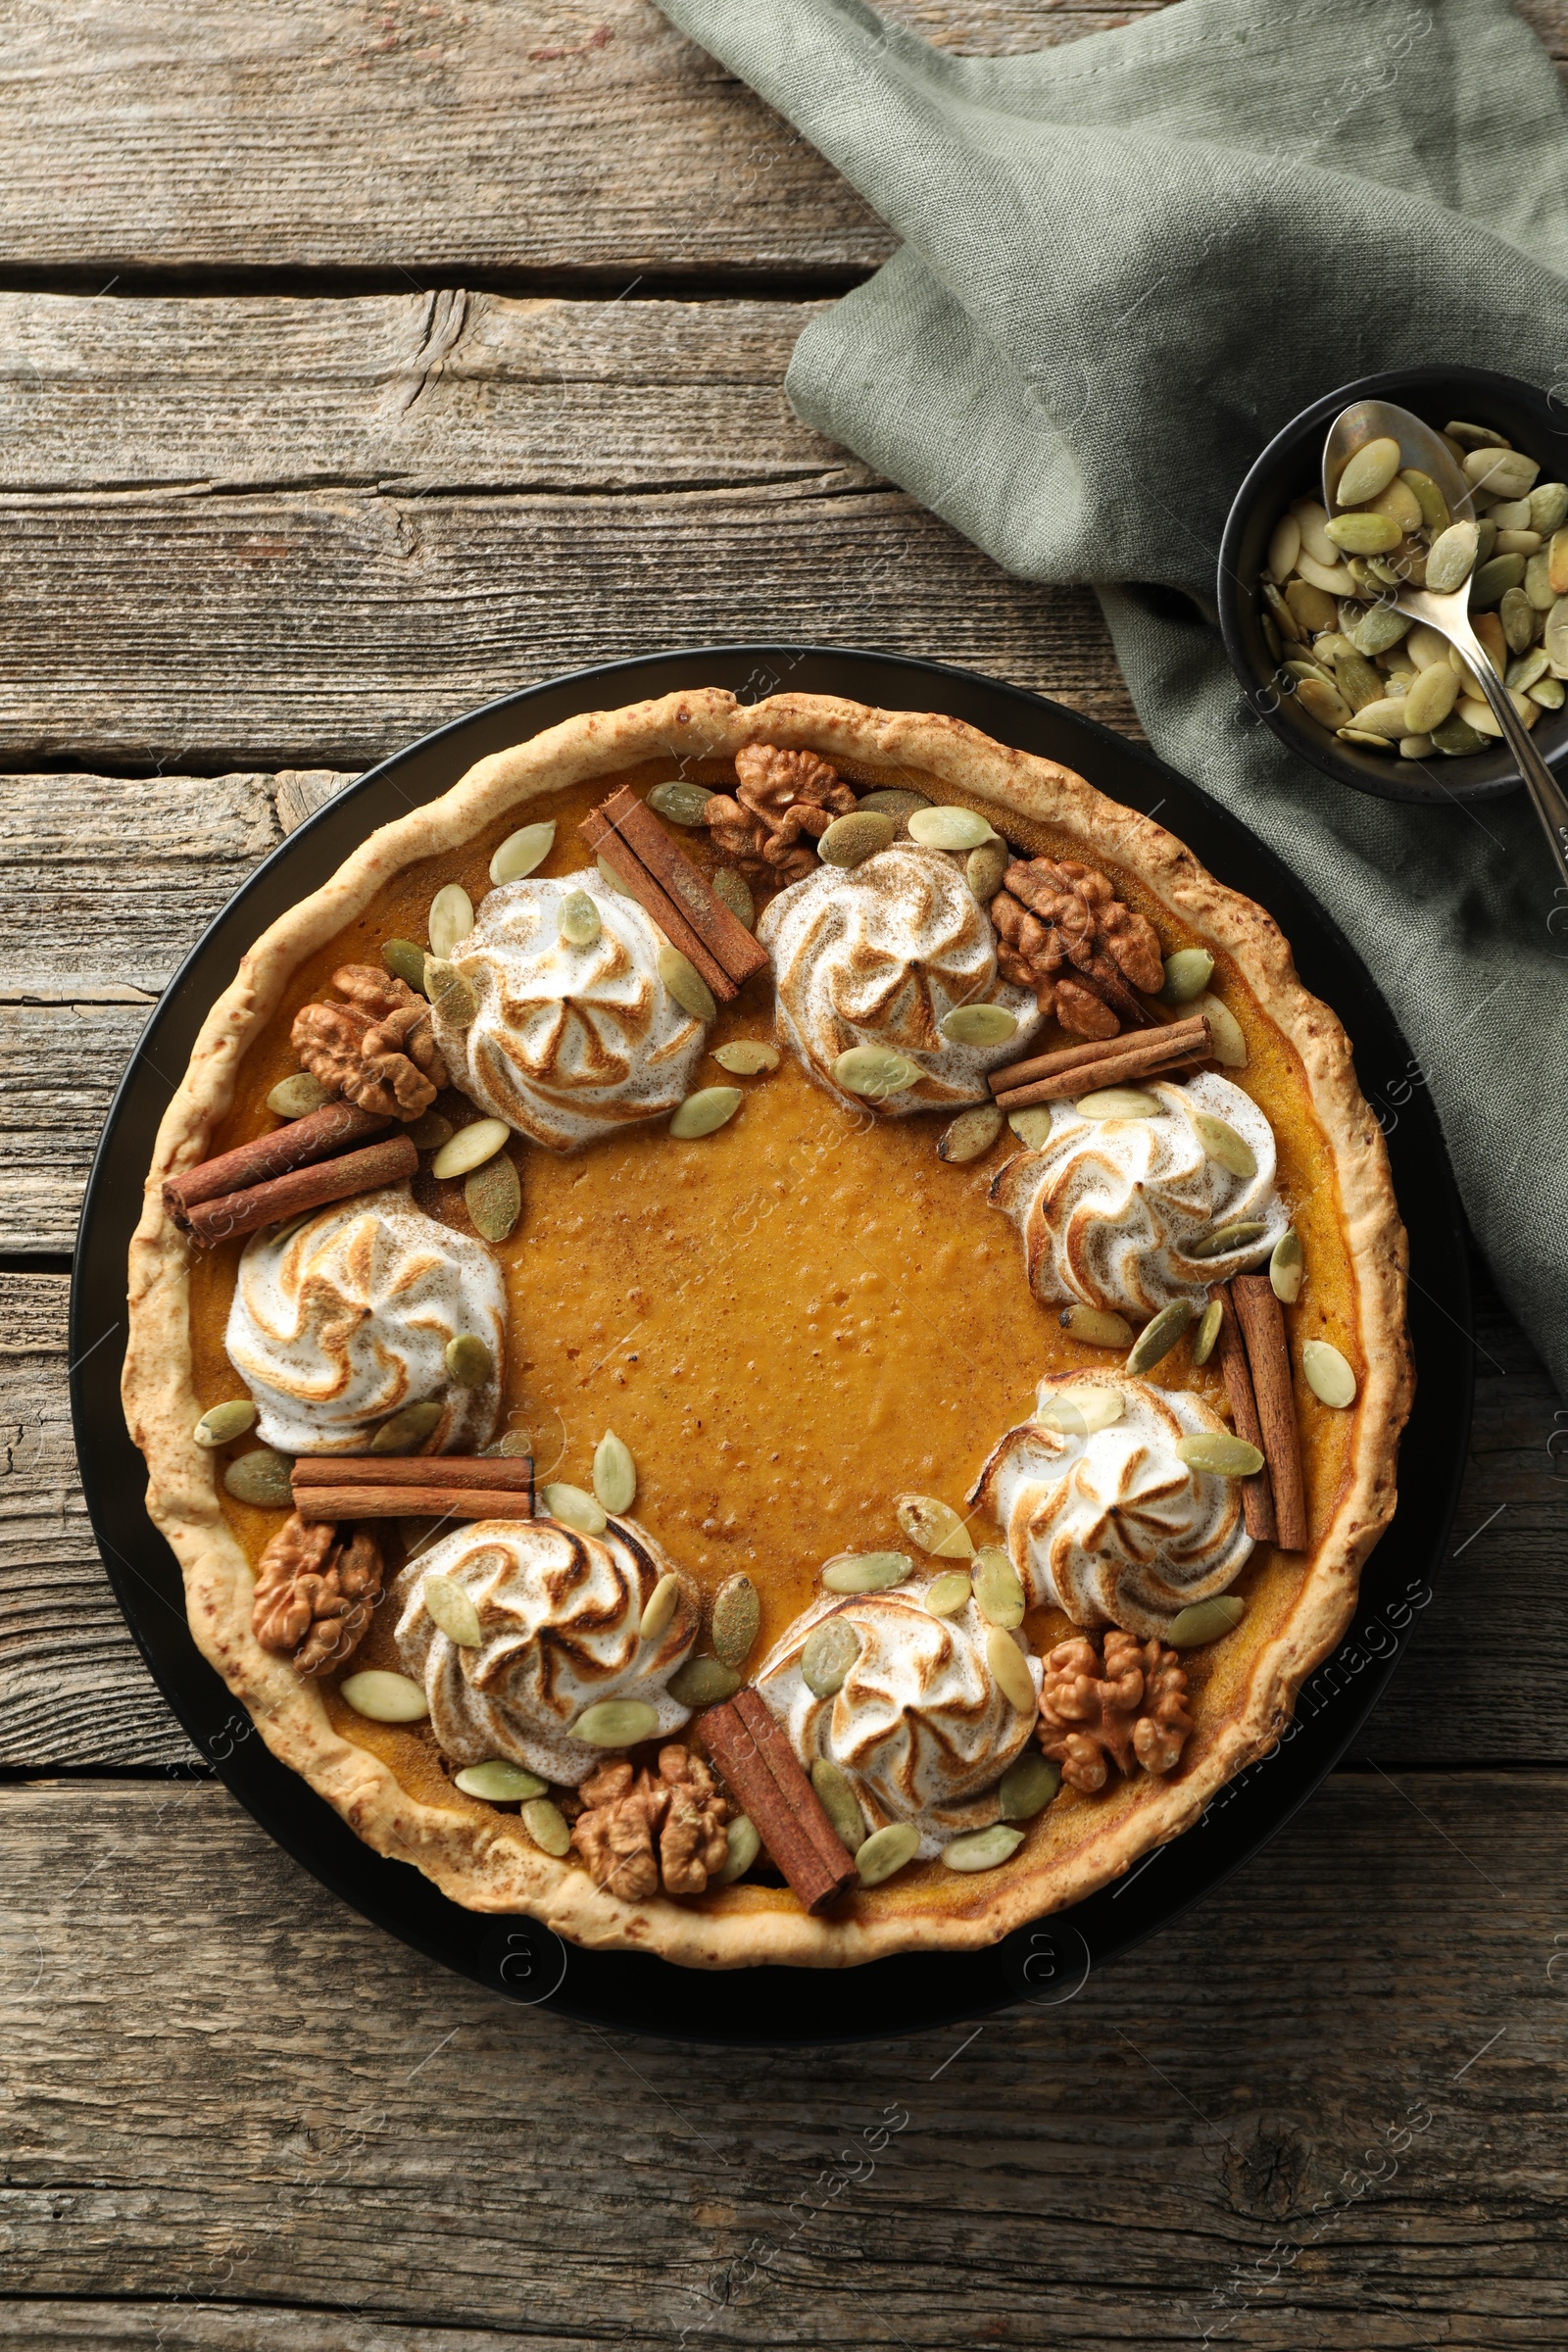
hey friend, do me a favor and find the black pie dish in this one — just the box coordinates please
[74,645,1471,2044]
[1217,363,1568,807]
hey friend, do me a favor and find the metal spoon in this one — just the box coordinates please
[1323,397,1568,891]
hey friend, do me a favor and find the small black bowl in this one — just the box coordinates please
[1217,364,1568,806]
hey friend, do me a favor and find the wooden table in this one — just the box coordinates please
[4,3,1566,2342]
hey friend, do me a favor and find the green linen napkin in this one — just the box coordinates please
[655,0,1568,1396]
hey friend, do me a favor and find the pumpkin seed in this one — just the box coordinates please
[1302,1340,1357,1407]
[592,1429,637,1514]
[1295,552,1356,596]
[1161,948,1214,1003]
[341,1670,429,1723]
[445,1334,494,1389]
[428,883,475,959]
[647,781,714,827]
[223,1446,294,1506]
[1526,550,1557,610]
[1403,662,1460,734]
[711,867,755,929]
[802,1615,861,1696]
[558,889,602,948]
[1445,419,1510,451]
[966,840,1010,902]
[1506,646,1551,693]
[1347,695,1409,741]
[424,958,477,1029]
[856,1822,920,1886]
[466,1154,521,1243]
[485,1428,534,1458]
[1489,497,1533,532]
[986,1626,1037,1714]
[666,1656,742,1708]
[1325,512,1400,555]
[1126,1298,1195,1374]
[573,1698,660,1746]
[711,1040,780,1075]
[267,1072,331,1119]
[823,1548,914,1591]
[1295,675,1353,730]
[1058,1303,1134,1348]
[193,1398,258,1448]
[906,805,999,852]
[1354,603,1414,659]
[520,1797,571,1856]
[370,1400,443,1455]
[1286,578,1338,638]
[1177,1432,1265,1478]
[999,1753,1059,1821]
[454,1760,547,1801]
[938,1102,1004,1163]
[669,1087,743,1140]
[657,943,716,1024]
[940,1003,1017,1048]
[1075,1086,1162,1119]
[943,1823,1026,1873]
[858,787,933,828]
[422,1571,483,1647]
[1337,728,1396,753]
[1333,643,1385,709]
[1039,1385,1124,1437]
[1530,675,1566,708]
[1166,1594,1247,1648]
[712,1813,761,1885]
[1495,530,1543,559]
[811,1759,866,1852]
[1425,519,1481,594]
[541,1482,608,1536]
[1545,595,1568,672]
[432,1118,509,1180]
[895,1494,973,1558]
[1334,435,1401,507]
[1531,482,1568,536]
[1191,1298,1224,1367]
[1431,711,1489,756]
[710,1574,760,1670]
[1474,517,1497,565]
[1262,578,1302,643]
[1291,498,1339,566]
[1401,468,1450,534]
[639,1573,681,1647]
[1195,994,1247,1068]
[1368,475,1424,535]
[924,1572,973,1617]
[1190,1218,1271,1261]
[818,809,895,867]
[973,1546,1026,1631]
[1192,1111,1257,1178]
[1269,1227,1303,1304]
[1462,445,1540,501]
[489,820,557,885]
[408,1108,454,1152]
[1008,1107,1055,1148]
[596,855,630,896]
[381,940,430,997]
[833,1045,920,1098]
[1267,513,1301,583]
[1472,552,1527,610]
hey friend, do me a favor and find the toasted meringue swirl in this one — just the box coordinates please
[393,1514,697,1785]
[757,844,1040,1114]
[990,1070,1287,1315]
[756,1587,1041,1856]
[970,1371,1253,1638]
[433,869,710,1152]
[225,1184,505,1455]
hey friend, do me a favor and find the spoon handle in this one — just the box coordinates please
[1461,647,1568,895]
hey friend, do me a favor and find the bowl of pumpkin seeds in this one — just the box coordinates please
[1218,366,1568,805]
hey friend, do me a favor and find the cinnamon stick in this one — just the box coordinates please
[598,787,769,989]
[292,1483,536,1524]
[733,1686,858,1891]
[1207,1284,1277,1544]
[700,1696,857,1913]
[990,1015,1209,1108]
[991,1014,1208,1099]
[293,1456,535,1493]
[579,804,737,1003]
[1230,1275,1308,1551]
[181,1133,419,1250]
[164,1101,395,1225]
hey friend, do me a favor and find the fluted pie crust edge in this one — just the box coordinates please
[122,688,1412,1969]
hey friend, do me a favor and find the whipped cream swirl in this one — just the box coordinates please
[970,1371,1253,1639]
[757,844,1040,1114]
[990,1070,1287,1315]
[225,1184,505,1455]
[432,869,710,1152]
[393,1514,698,1785]
[756,1587,1041,1857]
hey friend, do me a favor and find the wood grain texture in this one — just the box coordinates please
[0,1774,1563,2342]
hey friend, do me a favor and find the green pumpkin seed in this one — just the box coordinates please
[1325,512,1400,555]
[596,855,630,896]
[657,943,716,1024]
[895,1494,973,1557]
[223,1447,294,1506]
[1189,1218,1271,1261]
[1544,595,1568,671]
[1295,675,1353,730]
[856,1822,920,1886]
[1192,1110,1256,1179]
[445,1333,494,1389]
[572,1698,660,1746]
[1526,550,1557,611]
[647,781,714,827]
[942,1824,1025,1873]
[267,1072,331,1119]
[818,809,895,867]
[1474,517,1497,565]
[987,1626,1037,1714]
[1445,419,1510,451]
[1334,436,1401,507]
[1462,445,1540,501]
[1431,712,1488,756]
[432,1118,509,1180]
[1530,675,1566,708]
[1160,948,1214,1004]
[1472,552,1527,610]
[1403,662,1460,735]
[823,1549,914,1592]
[520,1796,571,1856]
[1302,1340,1357,1407]
[802,1615,861,1697]
[1354,602,1414,656]
[408,1109,455,1152]
[940,1003,1018,1048]
[858,787,933,825]
[1075,1086,1162,1119]
[1039,1385,1124,1437]
[489,820,557,885]
[422,1571,483,1647]
[428,883,475,959]
[973,1546,1025,1631]
[1059,1303,1135,1348]
[1402,468,1449,534]
[1426,520,1481,595]
[710,1574,760,1670]
[999,1752,1060,1822]
[592,1429,637,1514]
[1506,647,1550,693]
[1166,1594,1247,1648]
[938,1102,1004,1163]
[1191,1298,1223,1367]
[1125,1298,1195,1374]
[1531,481,1568,535]
[711,1040,780,1075]
[1262,578,1302,644]
[1177,1432,1265,1478]
[380,940,431,997]
[369,1400,443,1455]
[1500,586,1537,655]
[341,1669,429,1724]
[712,1812,760,1885]
[810,1759,866,1852]
[541,1482,607,1536]
[193,1398,258,1448]
[454,1760,548,1801]
[558,889,602,948]
[669,1087,743,1140]
[924,1572,973,1617]
[711,867,755,930]
[424,957,477,1028]
[906,805,999,852]
[1269,1228,1303,1304]
[966,840,1010,903]
[466,1154,521,1243]
[833,1046,920,1098]
[1008,1107,1055,1149]
[1333,643,1385,709]
[639,1572,681,1647]
[666,1655,742,1708]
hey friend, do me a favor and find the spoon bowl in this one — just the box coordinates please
[1321,399,1476,528]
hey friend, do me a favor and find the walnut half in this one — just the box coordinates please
[703,744,858,884]
[252,1512,384,1676]
[571,1746,731,1900]
[990,856,1164,1038]
[291,964,449,1121]
[1038,1630,1194,1794]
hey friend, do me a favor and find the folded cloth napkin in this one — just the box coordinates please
[655,0,1568,1396]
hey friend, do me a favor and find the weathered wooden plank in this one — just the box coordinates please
[0,1773,1562,2342]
